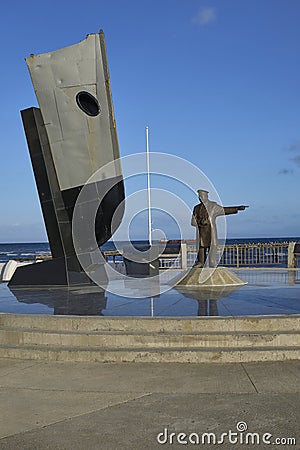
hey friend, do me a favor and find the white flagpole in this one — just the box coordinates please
[146,127,154,317]
[146,126,152,246]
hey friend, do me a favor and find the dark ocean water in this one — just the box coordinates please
[0,243,51,262]
[0,237,299,262]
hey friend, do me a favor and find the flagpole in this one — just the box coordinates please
[146,127,154,317]
[146,126,152,246]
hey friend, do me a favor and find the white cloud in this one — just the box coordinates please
[192,7,217,26]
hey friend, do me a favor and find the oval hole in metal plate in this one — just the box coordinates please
[76,91,100,116]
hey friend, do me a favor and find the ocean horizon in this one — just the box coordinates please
[0,237,299,263]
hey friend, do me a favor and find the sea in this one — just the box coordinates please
[0,238,299,263]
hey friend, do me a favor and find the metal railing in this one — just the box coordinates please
[159,256,182,269]
[158,243,291,269]
[219,243,289,267]
[103,242,296,270]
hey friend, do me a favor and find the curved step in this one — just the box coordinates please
[0,344,298,363]
[0,329,299,349]
[1,314,300,333]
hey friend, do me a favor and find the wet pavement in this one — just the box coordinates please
[0,269,299,317]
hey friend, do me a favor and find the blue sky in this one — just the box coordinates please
[0,0,300,242]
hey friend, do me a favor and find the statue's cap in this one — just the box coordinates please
[197,189,209,194]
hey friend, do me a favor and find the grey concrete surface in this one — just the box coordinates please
[1,314,299,364]
[0,359,299,449]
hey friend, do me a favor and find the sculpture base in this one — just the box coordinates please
[176,267,247,287]
[8,258,106,288]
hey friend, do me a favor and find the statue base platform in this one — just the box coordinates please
[176,267,247,287]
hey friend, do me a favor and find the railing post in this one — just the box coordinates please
[236,246,239,268]
[181,242,187,269]
[288,242,296,268]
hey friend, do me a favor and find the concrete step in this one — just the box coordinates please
[0,328,299,349]
[1,314,300,333]
[0,343,298,363]
[1,314,299,363]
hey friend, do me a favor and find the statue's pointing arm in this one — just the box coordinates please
[223,206,240,215]
[224,205,249,215]
[216,204,249,216]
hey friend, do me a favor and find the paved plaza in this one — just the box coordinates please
[0,358,299,449]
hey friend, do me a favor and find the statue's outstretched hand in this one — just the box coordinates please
[238,205,249,211]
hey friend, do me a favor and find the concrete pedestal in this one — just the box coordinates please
[176,267,247,287]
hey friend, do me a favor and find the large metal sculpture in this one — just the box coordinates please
[9,31,124,287]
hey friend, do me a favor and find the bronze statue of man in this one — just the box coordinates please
[191,190,248,268]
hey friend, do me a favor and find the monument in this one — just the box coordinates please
[177,190,248,287]
[9,31,124,287]
[192,189,248,267]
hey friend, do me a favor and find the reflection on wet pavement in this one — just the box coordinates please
[0,270,299,317]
